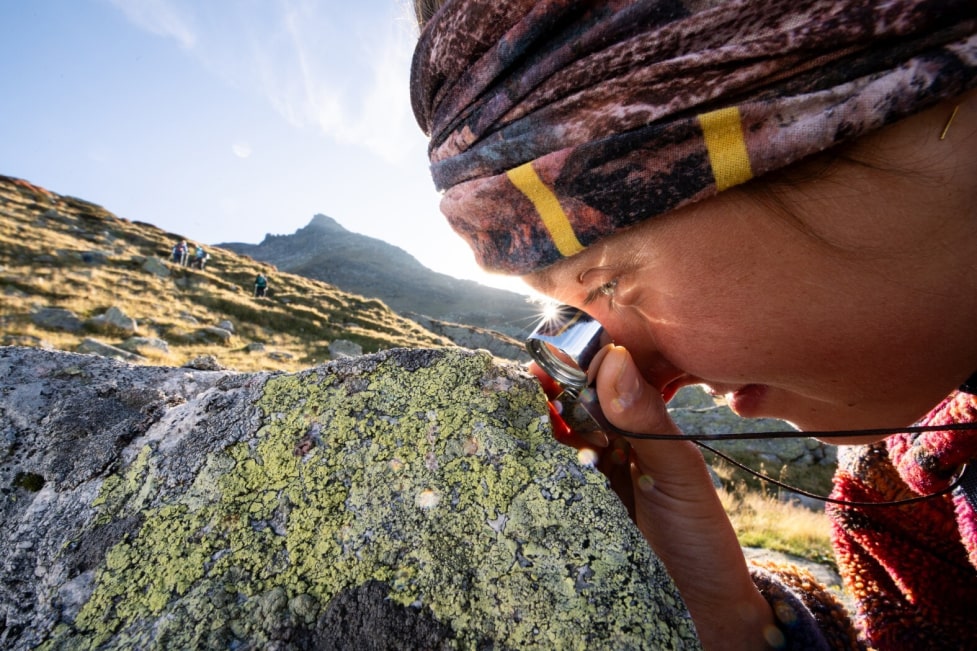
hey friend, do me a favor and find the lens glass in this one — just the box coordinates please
[526,339,588,389]
[526,305,611,393]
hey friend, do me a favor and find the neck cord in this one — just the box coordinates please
[566,376,977,507]
[618,422,976,508]
[696,441,967,508]
[618,421,977,441]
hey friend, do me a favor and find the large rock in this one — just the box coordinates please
[407,313,529,363]
[86,306,138,335]
[31,307,84,333]
[118,336,170,355]
[76,337,146,362]
[0,346,698,650]
[139,256,170,278]
[328,338,363,359]
[669,386,836,470]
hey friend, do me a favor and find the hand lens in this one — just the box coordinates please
[525,305,623,437]
[526,306,609,397]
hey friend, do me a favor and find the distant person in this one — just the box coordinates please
[179,240,190,266]
[192,245,208,270]
[171,241,183,264]
[254,273,268,298]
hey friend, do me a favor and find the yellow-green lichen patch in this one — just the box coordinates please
[55,349,697,649]
[90,445,155,524]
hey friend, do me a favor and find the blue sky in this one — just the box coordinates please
[0,0,531,295]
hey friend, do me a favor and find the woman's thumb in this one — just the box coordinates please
[595,346,681,437]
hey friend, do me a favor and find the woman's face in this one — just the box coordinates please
[523,97,977,434]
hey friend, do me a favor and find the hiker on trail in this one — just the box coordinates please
[254,273,268,298]
[411,2,977,649]
[178,240,189,266]
[192,245,208,270]
[171,241,184,264]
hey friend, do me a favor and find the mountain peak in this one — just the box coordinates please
[307,214,346,232]
[220,218,538,339]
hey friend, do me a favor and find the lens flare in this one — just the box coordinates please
[415,489,441,510]
[540,301,563,323]
[577,448,599,467]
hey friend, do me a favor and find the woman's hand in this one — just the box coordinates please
[535,346,777,650]
[527,359,638,518]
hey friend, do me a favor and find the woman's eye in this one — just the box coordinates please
[584,278,618,305]
[598,279,618,297]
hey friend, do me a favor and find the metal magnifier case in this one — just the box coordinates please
[526,306,623,436]
[526,306,609,396]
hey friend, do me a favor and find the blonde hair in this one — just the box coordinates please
[413,0,447,27]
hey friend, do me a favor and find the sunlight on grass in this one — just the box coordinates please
[718,482,834,565]
[708,456,835,564]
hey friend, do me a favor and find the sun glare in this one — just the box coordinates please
[541,301,562,321]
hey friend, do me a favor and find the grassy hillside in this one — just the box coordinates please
[0,175,453,372]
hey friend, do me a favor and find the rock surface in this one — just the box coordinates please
[669,386,836,471]
[0,346,699,650]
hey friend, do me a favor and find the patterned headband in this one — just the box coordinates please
[411,0,977,274]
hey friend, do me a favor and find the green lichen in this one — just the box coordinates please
[90,445,154,522]
[49,350,697,649]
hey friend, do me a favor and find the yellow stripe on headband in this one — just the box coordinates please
[507,162,584,258]
[699,107,753,191]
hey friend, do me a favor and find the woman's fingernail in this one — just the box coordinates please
[611,348,641,411]
[578,428,609,448]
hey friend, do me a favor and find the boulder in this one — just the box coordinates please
[76,338,145,363]
[406,313,529,363]
[189,326,233,344]
[31,307,84,333]
[328,339,363,359]
[668,386,836,470]
[0,346,698,650]
[183,354,225,371]
[118,336,170,355]
[141,257,170,278]
[86,306,138,334]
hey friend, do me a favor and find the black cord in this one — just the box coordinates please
[696,441,968,507]
[617,422,976,508]
[616,421,977,441]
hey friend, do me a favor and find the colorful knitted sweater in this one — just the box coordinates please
[754,391,977,650]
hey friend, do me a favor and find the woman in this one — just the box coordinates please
[411,1,977,649]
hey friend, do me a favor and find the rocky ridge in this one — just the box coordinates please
[219,214,540,341]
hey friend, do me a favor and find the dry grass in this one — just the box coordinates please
[0,176,453,373]
[719,485,834,563]
[713,455,836,565]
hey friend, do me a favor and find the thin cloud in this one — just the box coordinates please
[232,142,252,159]
[107,0,423,164]
[107,0,196,50]
[261,1,421,163]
